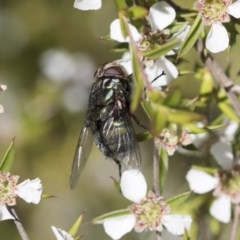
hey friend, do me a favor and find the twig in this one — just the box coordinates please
[230,204,240,240]
[153,139,162,240]
[153,139,160,197]
[10,208,30,240]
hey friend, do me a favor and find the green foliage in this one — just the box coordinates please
[178,13,203,57]
[92,209,131,224]
[159,147,168,193]
[166,191,191,211]
[69,212,84,239]
[143,38,179,59]
[0,139,15,172]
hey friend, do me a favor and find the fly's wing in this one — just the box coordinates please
[70,123,93,189]
[102,116,141,171]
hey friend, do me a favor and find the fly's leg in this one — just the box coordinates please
[114,158,122,179]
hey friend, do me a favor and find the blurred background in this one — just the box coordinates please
[0,0,239,239]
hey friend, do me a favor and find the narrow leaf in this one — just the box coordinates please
[168,109,204,124]
[128,6,147,19]
[121,16,145,112]
[115,0,127,11]
[159,147,168,193]
[136,131,152,142]
[166,191,191,208]
[218,101,240,122]
[191,165,217,174]
[143,38,179,59]
[0,138,15,172]
[69,212,85,236]
[92,209,131,224]
[178,13,203,58]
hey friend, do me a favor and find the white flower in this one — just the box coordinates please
[74,0,101,10]
[195,0,240,53]
[186,161,240,223]
[210,142,233,169]
[110,19,141,43]
[15,178,43,204]
[144,57,178,87]
[155,125,192,156]
[110,2,181,88]
[103,170,192,239]
[147,1,176,31]
[51,226,74,240]
[186,121,240,223]
[0,172,43,221]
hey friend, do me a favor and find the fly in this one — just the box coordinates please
[70,62,141,188]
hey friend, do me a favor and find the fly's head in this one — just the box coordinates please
[94,62,129,80]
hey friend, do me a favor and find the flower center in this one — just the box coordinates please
[214,166,240,203]
[195,0,232,24]
[156,125,192,155]
[129,191,170,232]
[0,172,19,206]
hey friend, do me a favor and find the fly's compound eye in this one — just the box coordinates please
[103,66,126,77]
[95,62,128,79]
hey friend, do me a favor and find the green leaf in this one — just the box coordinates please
[0,138,15,172]
[178,13,203,58]
[218,101,240,123]
[121,16,144,112]
[164,91,182,107]
[185,122,225,134]
[159,147,168,193]
[115,0,127,11]
[128,6,147,19]
[130,47,144,112]
[166,191,191,208]
[136,131,152,142]
[191,165,217,174]
[151,106,168,135]
[143,38,179,59]
[69,212,84,236]
[92,209,131,224]
[168,109,204,124]
[199,70,214,103]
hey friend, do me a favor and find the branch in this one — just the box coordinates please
[153,139,160,197]
[230,204,240,240]
[9,208,30,240]
[153,139,162,240]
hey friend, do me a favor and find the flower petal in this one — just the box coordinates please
[15,178,43,204]
[148,1,176,30]
[103,214,136,240]
[115,52,132,75]
[120,170,147,203]
[0,205,15,221]
[206,23,229,53]
[110,19,141,43]
[227,0,240,18]
[162,214,192,235]
[223,121,239,141]
[74,0,101,10]
[172,24,190,49]
[51,226,73,240]
[210,195,231,223]
[210,142,233,169]
[145,57,178,87]
[186,169,218,194]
